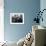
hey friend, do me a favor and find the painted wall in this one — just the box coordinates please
[4,0,40,42]
[40,0,46,27]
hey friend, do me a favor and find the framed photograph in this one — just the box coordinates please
[10,13,24,24]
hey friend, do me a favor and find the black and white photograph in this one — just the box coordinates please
[10,13,24,24]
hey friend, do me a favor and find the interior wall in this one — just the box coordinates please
[4,0,40,42]
[40,0,46,27]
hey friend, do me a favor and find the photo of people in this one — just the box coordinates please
[10,13,24,24]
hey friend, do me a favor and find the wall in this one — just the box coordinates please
[4,0,40,42]
[40,0,46,27]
